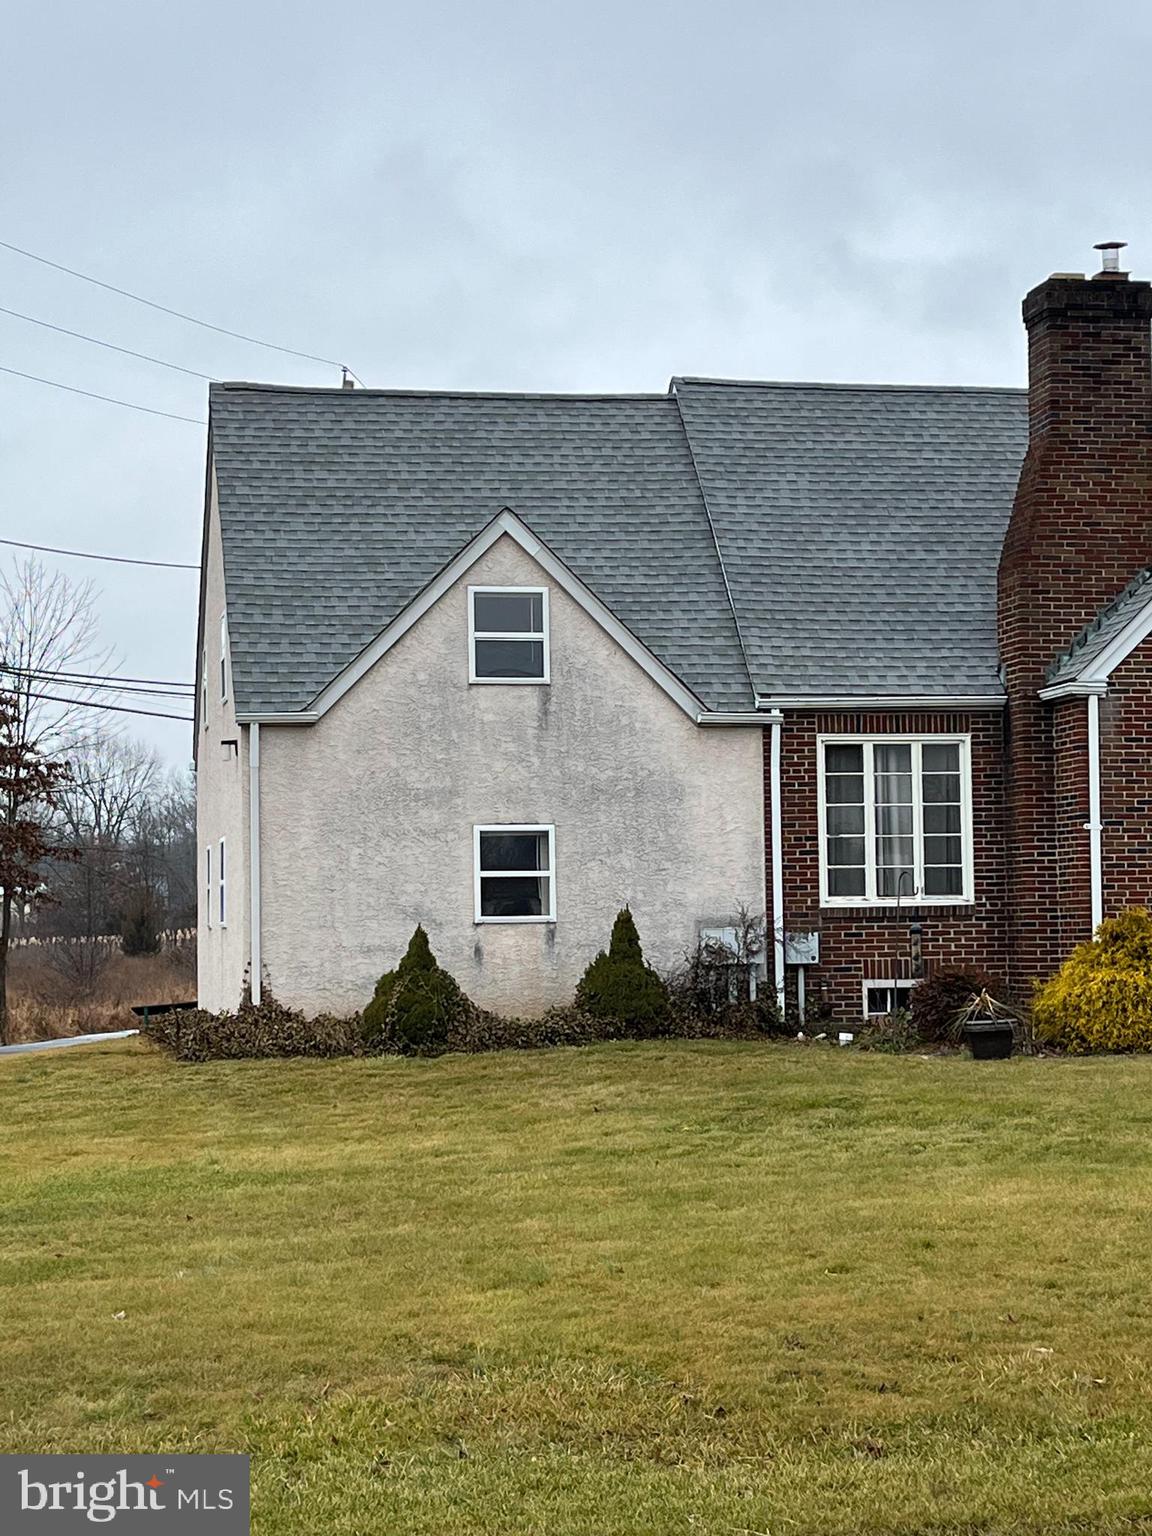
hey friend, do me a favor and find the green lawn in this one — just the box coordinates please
[2,1040,1152,1534]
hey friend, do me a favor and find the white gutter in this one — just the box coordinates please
[1038,679,1108,702]
[1086,693,1103,934]
[767,708,785,1015]
[756,693,1007,711]
[249,722,262,1005]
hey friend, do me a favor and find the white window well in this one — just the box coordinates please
[818,736,973,906]
[863,980,916,1018]
[469,586,549,683]
[474,824,555,922]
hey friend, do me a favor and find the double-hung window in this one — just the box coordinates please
[218,837,227,928]
[819,736,972,905]
[474,825,555,922]
[220,615,229,703]
[469,587,549,682]
[205,845,213,930]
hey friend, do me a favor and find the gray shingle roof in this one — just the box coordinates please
[208,378,1031,716]
[1046,566,1152,685]
[209,385,752,713]
[673,379,1029,698]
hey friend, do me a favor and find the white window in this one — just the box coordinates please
[218,837,227,927]
[469,587,549,683]
[220,614,229,702]
[474,824,555,922]
[863,980,915,1017]
[205,845,213,930]
[818,736,973,906]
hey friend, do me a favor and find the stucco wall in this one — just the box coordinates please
[257,535,764,1016]
[195,472,249,1012]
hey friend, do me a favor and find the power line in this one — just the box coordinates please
[0,535,199,570]
[0,237,343,370]
[0,363,205,425]
[17,688,191,722]
[0,302,216,381]
[3,671,192,701]
[3,665,193,691]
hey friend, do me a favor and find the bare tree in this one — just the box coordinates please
[0,556,113,758]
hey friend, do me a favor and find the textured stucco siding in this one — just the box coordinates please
[196,471,249,1011]
[257,535,764,1016]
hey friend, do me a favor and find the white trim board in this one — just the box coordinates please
[256,510,708,724]
[1039,586,1152,699]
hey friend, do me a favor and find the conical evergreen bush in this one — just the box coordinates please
[575,907,669,1036]
[362,925,471,1054]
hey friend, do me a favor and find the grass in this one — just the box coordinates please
[2,1039,1152,1533]
[6,947,195,1042]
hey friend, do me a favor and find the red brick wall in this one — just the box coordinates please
[999,272,1152,987]
[766,710,1008,1022]
[1101,634,1152,912]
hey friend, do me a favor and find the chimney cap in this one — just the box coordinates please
[1094,240,1128,274]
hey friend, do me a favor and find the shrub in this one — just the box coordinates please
[909,967,999,1043]
[143,999,358,1063]
[855,1009,921,1054]
[1033,907,1152,1053]
[575,908,670,1035]
[361,926,473,1055]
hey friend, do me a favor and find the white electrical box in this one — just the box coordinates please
[784,931,820,966]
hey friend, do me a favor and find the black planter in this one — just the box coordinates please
[965,1022,1015,1060]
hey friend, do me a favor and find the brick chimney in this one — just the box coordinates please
[1000,250,1152,986]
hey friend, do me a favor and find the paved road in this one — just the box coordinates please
[0,1029,140,1057]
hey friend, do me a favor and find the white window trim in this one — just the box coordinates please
[862,978,916,1018]
[817,734,975,909]
[218,836,227,928]
[219,613,229,703]
[468,585,550,685]
[473,823,556,924]
[205,844,213,931]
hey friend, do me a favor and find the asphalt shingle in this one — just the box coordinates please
[209,378,1031,716]
[1046,565,1152,685]
[672,379,1029,699]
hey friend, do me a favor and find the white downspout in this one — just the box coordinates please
[249,721,262,1005]
[1086,694,1103,934]
[768,709,786,1015]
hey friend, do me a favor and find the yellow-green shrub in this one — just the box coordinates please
[1033,907,1152,1052]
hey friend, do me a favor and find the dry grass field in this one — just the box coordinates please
[5,946,195,1042]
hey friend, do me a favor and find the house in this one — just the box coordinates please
[195,253,1152,1021]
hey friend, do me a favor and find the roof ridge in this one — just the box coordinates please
[671,376,1027,397]
[210,382,671,402]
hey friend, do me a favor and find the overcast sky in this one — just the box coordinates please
[4,0,1151,763]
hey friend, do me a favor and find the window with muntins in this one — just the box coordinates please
[819,737,971,905]
[474,825,555,921]
[469,587,549,682]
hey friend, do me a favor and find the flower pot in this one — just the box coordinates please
[964,1022,1015,1060]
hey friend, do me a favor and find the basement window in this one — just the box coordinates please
[819,736,973,906]
[864,980,916,1018]
[469,587,549,683]
[474,825,555,922]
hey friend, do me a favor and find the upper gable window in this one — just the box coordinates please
[469,587,549,684]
